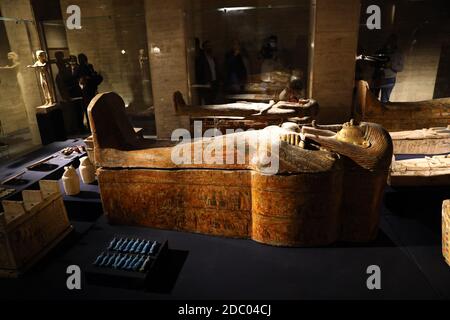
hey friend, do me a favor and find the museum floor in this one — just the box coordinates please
[0,140,449,300]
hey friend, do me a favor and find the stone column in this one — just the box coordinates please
[0,0,42,145]
[145,0,190,139]
[309,0,360,123]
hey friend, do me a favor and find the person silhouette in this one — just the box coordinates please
[77,53,102,130]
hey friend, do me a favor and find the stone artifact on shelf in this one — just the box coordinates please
[390,154,450,187]
[88,92,393,247]
[79,156,96,184]
[355,80,450,131]
[0,180,72,277]
[443,200,450,267]
[62,165,80,195]
[390,126,450,155]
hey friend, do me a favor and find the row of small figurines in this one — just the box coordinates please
[93,252,153,272]
[62,156,95,196]
[107,237,159,254]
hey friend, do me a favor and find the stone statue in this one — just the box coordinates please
[0,52,23,87]
[27,50,56,106]
[0,52,21,71]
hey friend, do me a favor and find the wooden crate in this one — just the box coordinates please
[0,180,73,277]
[443,200,450,267]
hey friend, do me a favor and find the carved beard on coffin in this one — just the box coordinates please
[88,92,393,246]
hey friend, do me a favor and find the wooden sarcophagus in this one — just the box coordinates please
[388,127,450,187]
[355,80,450,131]
[0,180,72,277]
[173,91,319,133]
[89,92,392,246]
[390,127,450,155]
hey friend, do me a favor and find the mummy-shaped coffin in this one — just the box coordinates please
[355,80,450,131]
[88,92,393,246]
[173,91,319,121]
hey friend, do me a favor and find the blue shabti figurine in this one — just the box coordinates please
[107,237,117,250]
[132,256,145,271]
[105,254,117,267]
[133,240,145,253]
[141,240,151,254]
[93,252,105,266]
[99,253,111,267]
[126,255,140,270]
[124,239,135,252]
[140,256,152,273]
[119,238,130,252]
[129,239,140,253]
[113,238,123,251]
[117,254,129,269]
[112,254,123,268]
[149,241,158,254]
[123,255,134,269]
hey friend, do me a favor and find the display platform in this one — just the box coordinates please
[85,236,169,290]
[0,139,449,299]
[0,139,102,221]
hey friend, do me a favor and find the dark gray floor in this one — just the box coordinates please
[0,210,449,300]
[0,141,449,300]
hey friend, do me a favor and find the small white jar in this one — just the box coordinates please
[62,165,80,196]
[79,156,96,184]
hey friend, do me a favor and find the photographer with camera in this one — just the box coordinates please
[371,34,404,103]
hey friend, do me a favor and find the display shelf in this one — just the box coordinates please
[0,139,86,206]
[85,235,169,290]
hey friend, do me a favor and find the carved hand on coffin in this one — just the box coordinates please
[280,132,305,148]
[279,122,306,148]
[299,119,393,170]
[256,100,276,115]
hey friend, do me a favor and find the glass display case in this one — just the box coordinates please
[0,0,156,164]
[0,17,40,162]
[185,1,311,105]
